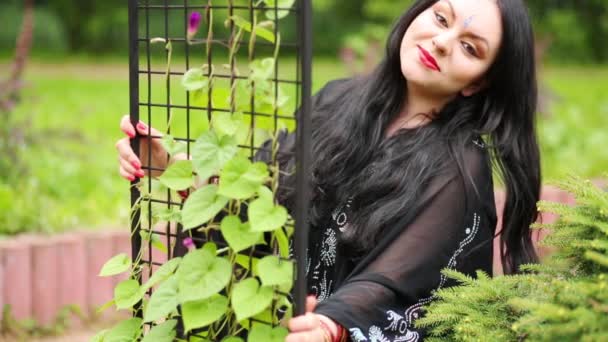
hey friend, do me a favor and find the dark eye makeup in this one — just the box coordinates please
[433,11,480,58]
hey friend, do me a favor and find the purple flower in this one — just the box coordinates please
[183,237,196,251]
[187,12,202,41]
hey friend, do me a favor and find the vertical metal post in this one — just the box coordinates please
[295,0,312,316]
[128,0,143,319]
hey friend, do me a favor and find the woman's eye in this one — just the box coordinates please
[434,12,448,27]
[462,42,478,57]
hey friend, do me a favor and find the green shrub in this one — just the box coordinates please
[417,175,608,341]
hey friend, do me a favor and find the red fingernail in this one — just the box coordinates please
[127,130,136,138]
[131,161,141,169]
[136,170,145,177]
[177,190,190,200]
[128,175,135,181]
[137,122,147,131]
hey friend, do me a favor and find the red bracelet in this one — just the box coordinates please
[319,319,346,342]
[337,324,347,342]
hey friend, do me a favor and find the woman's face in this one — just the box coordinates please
[400,0,503,98]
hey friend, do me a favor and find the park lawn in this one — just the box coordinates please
[538,66,608,181]
[1,56,349,235]
[2,57,607,234]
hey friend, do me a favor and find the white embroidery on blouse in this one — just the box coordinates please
[332,197,353,232]
[311,268,333,302]
[305,250,311,275]
[369,325,390,342]
[350,213,482,342]
[385,310,404,331]
[320,228,337,266]
[395,330,420,342]
[350,328,368,342]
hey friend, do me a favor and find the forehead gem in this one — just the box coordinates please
[463,15,475,28]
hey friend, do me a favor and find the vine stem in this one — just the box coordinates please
[165,39,175,129]
[205,2,214,57]
[226,248,239,336]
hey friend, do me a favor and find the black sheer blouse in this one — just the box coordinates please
[176,79,497,341]
[289,81,497,342]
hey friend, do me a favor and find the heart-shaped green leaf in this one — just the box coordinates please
[144,276,179,323]
[104,317,143,342]
[114,279,144,310]
[274,227,290,259]
[160,135,187,157]
[231,278,273,321]
[218,157,269,199]
[220,215,263,252]
[141,319,177,342]
[252,25,276,43]
[256,185,274,201]
[255,82,288,110]
[263,0,295,20]
[99,253,131,277]
[182,68,210,91]
[249,58,275,82]
[153,207,182,222]
[181,185,229,230]
[141,257,181,293]
[248,323,288,342]
[158,160,193,190]
[228,16,275,43]
[90,329,107,342]
[238,309,273,331]
[223,338,245,342]
[140,229,171,255]
[176,248,231,303]
[235,254,260,272]
[182,294,228,333]
[248,196,288,232]
[256,255,293,288]
[211,111,244,138]
[191,130,239,181]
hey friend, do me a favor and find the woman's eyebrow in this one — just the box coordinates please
[441,0,491,50]
[442,0,457,21]
[468,32,490,50]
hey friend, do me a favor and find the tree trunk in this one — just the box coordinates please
[1,0,34,111]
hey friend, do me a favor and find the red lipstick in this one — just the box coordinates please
[417,45,441,72]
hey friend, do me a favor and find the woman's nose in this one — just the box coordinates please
[432,33,452,56]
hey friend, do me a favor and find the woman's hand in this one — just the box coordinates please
[286,296,337,342]
[115,115,167,180]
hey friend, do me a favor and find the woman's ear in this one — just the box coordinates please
[461,79,487,97]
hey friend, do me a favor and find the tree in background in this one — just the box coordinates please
[1,0,34,178]
[2,0,606,63]
[528,0,608,63]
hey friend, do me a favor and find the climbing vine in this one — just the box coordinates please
[93,1,298,341]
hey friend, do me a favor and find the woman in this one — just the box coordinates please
[116,0,540,340]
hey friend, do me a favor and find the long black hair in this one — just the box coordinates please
[298,0,540,275]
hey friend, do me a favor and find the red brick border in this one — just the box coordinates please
[0,180,605,329]
[0,229,130,328]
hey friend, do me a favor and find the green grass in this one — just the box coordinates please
[0,56,349,235]
[1,57,606,235]
[538,66,608,180]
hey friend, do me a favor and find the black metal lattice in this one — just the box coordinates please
[128,0,311,339]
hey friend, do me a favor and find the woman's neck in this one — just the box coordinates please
[385,85,453,137]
